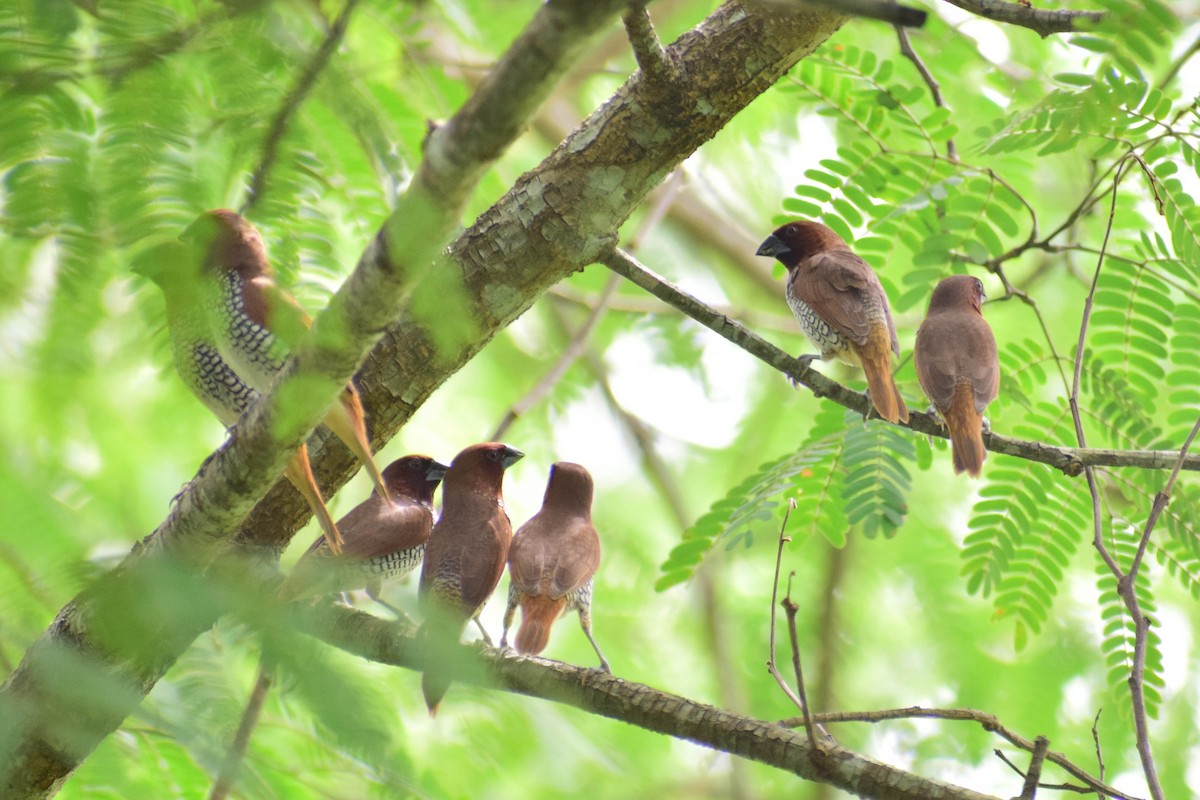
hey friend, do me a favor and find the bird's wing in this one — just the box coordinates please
[339,499,433,560]
[243,275,312,349]
[915,316,965,410]
[548,518,601,598]
[457,510,511,612]
[791,250,892,347]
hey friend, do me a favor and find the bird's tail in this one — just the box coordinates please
[943,381,986,477]
[326,384,391,503]
[514,594,567,656]
[284,445,343,554]
[859,324,909,424]
[418,614,465,717]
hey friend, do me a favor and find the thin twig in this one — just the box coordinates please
[622,3,673,88]
[241,0,363,215]
[209,659,273,800]
[1019,736,1050,800]
[894,25,956,162]
[939,0,1102,36]
[779,706,1140,800]
[1066,153,1164,800]
[782,571,818,750]
[1092,709,1106,796]
[1157,30,1200,90]
[767,501,809,715]
[599,247,1200,475]
[490,275,621,441]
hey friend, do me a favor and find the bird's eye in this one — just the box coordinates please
[487,450,501,462]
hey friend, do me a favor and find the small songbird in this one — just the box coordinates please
[914,274,999,477]
[500,462,610,672]
[757,221,909,424]
[180,210,392,506]
[279,455,448,611]
[418,442,524,715]
[134,238,345,553]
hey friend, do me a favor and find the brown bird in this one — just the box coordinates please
[418,442,524,715]
[757,221,909,424]
[914,275,999,477]
[279,455,448,611]
[500,462,610,672]
[182,209,393,504]
[134,237,345,554]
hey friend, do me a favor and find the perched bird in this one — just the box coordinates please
[418,442,524,715]
[180,209,392,506]
[134,238,344,553]
[279,455,448,611]
[500,462,610,672]
[914,274,999,477]
[757,221,909,424]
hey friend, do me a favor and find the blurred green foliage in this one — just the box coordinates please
[1,0,1198,798]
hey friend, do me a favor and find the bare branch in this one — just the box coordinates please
[1018,736,1050,799]
[300,602,1004,800]
[939,0,1103,37]
[895,25,957,161]
[600,247,1200,476]
[490,275,620,441]
[241,0,362,216]
[208,659,272,800]
[779,706,1140,800]
[1067,154,1164,800]
[782,573,819,751]
[769,0,927,27]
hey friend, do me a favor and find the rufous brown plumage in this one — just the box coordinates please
[279,455,448,610]
[417,442,524,715]
[757,221,909,424]
[500,462,609,672]
[914,275,999,477]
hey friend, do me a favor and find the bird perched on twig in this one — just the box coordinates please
[280,455,448,612]
[134,209,394,553]
[417,442,523,715]
[757,221,909,424]
[914,275,999,477]
[501,462,610,672]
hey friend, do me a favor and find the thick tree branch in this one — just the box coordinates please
[1,4,849,796]
[300,602,1003,800]
[600,248,1200,476]
[939,0,1103,36]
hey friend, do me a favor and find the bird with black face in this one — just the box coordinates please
[418,442,524,715]
[281,455,449,612]
[757,220,909,424]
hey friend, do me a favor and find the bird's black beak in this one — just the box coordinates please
[501,446,525,469]
[756,233,790,259]
[426,460,449,482]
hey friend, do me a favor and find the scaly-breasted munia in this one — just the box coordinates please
[181,210,391,505]
[914,274,999,477]
[280,455,448,612]
[134,238,345,553]
[418,442,524,715]
[757,221,909,424]
[500,462,609,672]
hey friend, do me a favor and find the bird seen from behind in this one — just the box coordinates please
[501,462,610,672]
[914,274,999,477]
[757,220,909,424]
